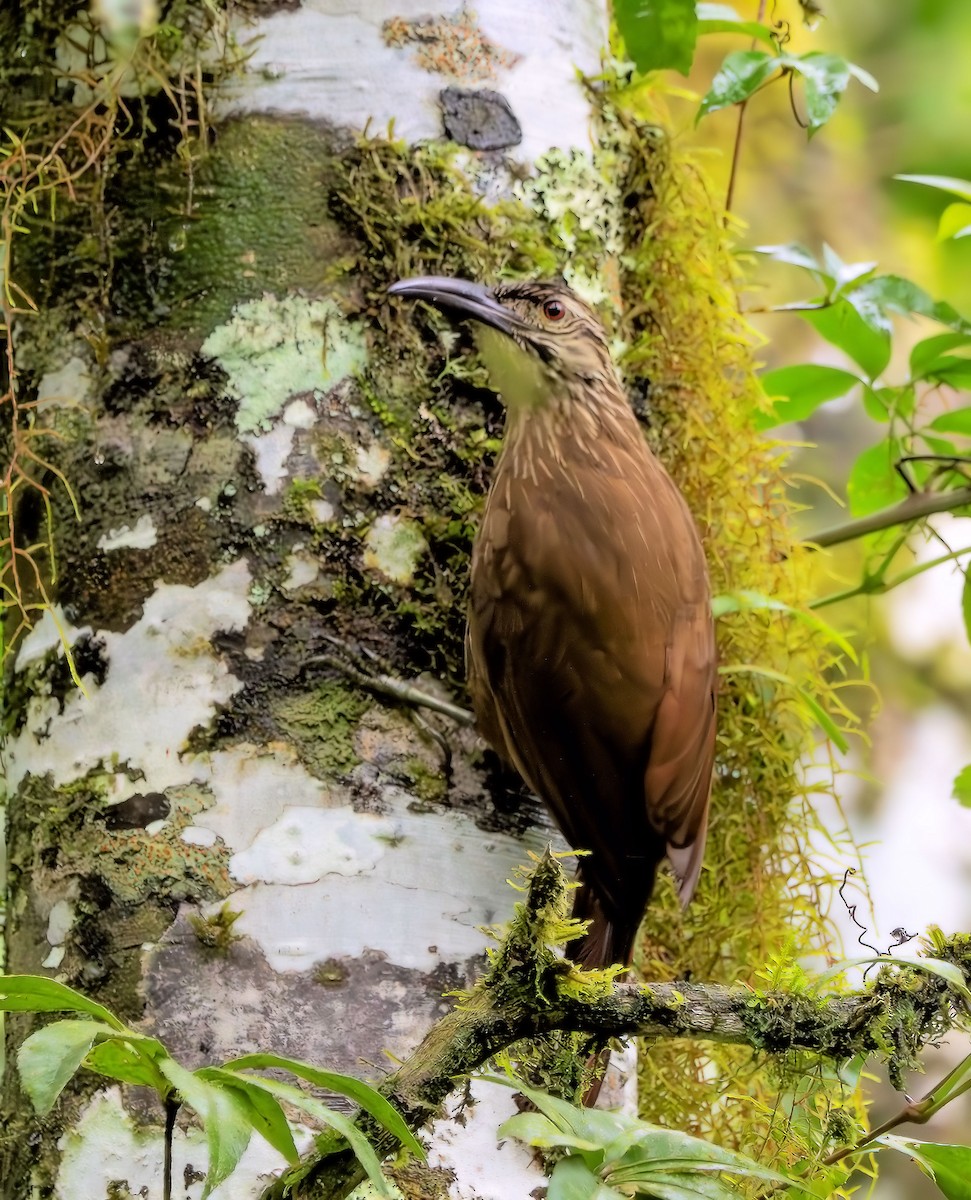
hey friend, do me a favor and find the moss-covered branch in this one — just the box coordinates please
[264,851,971,1200]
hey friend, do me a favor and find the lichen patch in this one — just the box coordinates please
[201,294,367,435]
[382,6,521,82]
[363,513,428,585]
[96,513,159,551]
[242,423,296,495]
[7,561,252,795]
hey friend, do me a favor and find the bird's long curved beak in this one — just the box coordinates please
[388,276,522,337]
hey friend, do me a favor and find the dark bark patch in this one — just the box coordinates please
[61,506,221,632]
[146,918,483,1083]
[104,791,171,829]
[440,87,523,151]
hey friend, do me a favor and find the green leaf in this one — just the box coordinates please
[920,434,959,465]
[0,975,126,1029]
[846,439,908,517]
[599,1128,817,1195]
[954,765,971,808]
[813,956,971,1005]
[756,364,861,429]
[498,1111,602,1153]
[895,174,971,203]
[197,1068,299,1166]
[615,0,699,75]
[698,50,780,119]
[17,1020,109,1114]
[227,1073,393,1198]
[696,4,776,46]
[803,301,891,380]
[84,1036,171,1092]
[750,242,827,279]
[498,1111,570,1145]
[605,1148,810,1190]
[922,359,971,389]
[783,52,852,135]
[929,409,971,437]
[876,1137,971,1200]
[225,1053,425,1161]
[862,386,893,422]
[608,1179,727,1200]
[548,1156,616,1200]
[792,685,850,754]
[160,1059,253,1198]
[937,202,971,242]
[607,1169,782,1198]
[774,54,876,137]
[827,255,880,296]
[485,1074,635,1147]
[836,275,971,347]
[910,332,971,377]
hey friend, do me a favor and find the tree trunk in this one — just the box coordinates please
[2,3,631,1196]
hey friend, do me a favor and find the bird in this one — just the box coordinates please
[388,276,717,972]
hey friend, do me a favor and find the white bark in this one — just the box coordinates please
[2,2,630,1196]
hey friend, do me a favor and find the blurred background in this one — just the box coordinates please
[673,2,971,1193]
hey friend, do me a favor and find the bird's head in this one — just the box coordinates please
[388,276,616,414]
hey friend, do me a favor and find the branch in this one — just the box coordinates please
[262,852,971,1200]
[807,486,971,549]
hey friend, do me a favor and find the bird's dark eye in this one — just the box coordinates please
[542,299,566,321]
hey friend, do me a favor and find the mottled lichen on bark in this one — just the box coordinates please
[4,44,586,1187]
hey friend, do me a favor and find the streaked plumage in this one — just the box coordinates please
[389,277,717,970]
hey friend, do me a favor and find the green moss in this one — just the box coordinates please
[363,515,427,586]
[272,681,371,778]
[283,478,326,523]
[115,117,356,336]
[3,773,232,1030]
[189,902,244,953]
[400,758,447,806]
[314,959,348,988]
[385,1161,453,1200]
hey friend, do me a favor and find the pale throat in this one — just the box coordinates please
[473,324,558,417]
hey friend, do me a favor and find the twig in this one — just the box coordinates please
[839,868,881,959]
[806,486,971,550]
[810,541,971,610]
[305,652,475,727]
[725,0,769,214]
[838,867,916,980]
[163,1094,179,1200]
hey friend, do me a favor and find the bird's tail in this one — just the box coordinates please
[568,884,638,1107]
[569,883,637,970]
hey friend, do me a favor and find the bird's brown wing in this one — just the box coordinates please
[468,437,716,938]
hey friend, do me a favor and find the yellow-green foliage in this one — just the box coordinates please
[605,78,866,1177]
